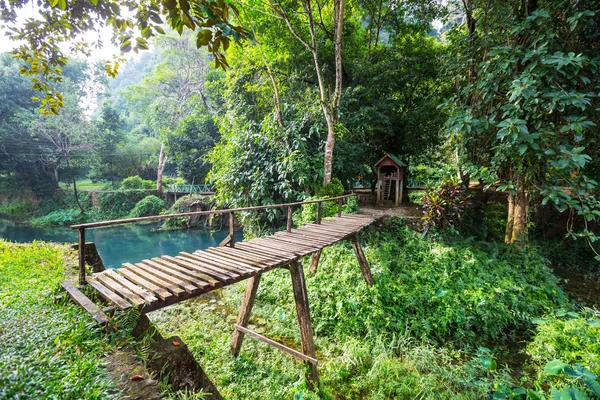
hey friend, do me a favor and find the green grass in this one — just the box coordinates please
[148,218,569,399]
[0,219,595,399]
[58,179,116,191]
[0,241,119,399]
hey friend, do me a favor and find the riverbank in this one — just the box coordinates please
[0,218,243,269]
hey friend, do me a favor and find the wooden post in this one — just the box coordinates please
[316,202,322,225]
[229,212,235,248]
[230,274,262,357]
[399,179,404,205]
[289,261,319,389]
[350,235,374,286]
[309,250,321,274]
[287,206,293,233]
[337,198,343,217]
[78,227,86,286]
[395,176,400,207]
[376,166,381,203]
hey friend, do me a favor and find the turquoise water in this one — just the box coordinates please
[0,219,243,269]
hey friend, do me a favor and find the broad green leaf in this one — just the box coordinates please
[545,359,568,375]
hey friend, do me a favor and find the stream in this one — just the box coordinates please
[0,218,243,269]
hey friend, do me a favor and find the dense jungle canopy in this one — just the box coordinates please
[0,0,598,241]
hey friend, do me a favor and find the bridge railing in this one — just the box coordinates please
[167,184,214,193]
[71,193,358,286]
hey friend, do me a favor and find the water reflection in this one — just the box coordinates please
[0,219,243,269]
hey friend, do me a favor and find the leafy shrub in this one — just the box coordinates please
[408,190,425,205]
[0,198,36,217]
[163,176,186,186]
[121,175,155,190]
[423,175,470,231]
[527,310,600,378]
[294,178,358,225]
[256,218,566,347]
[128,195,165,218]
[96,190,156,219]
[162,195,213,229]
[315,178,344,198]
[482,202,507,241]
[32,209,90,226]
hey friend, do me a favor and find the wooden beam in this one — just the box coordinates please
[289,261,319,389]
[395,173,400,207]
[230,274,262,357]
[309,250,321,274]
[61,280,109,326]
[316,202,322,225]
[350,236,374,286]
[78,228,86,286]
[287,206,293,233]
[229,212,235,248]
[233,325,318,365]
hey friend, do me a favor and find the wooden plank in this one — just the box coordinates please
[257,237,320,252]
[179,252,248,277]
[233,324,318,365]
[299,224,350,237]
[108,270,159,305]
[163,255,231,283]
[205,248,272,269]
[249,239,315,258]
[133,262,198,295]
[216,246,291,267]
[143,259,208,292]
[155,257,219,286]
[61,280,109,326]
[193,250,263,272]
[288,228,343,243]
[87,277,132,310]
[230,275,261,357]
[119,265,176,300]
[96,271,146,307]
[233,243,293,261]
[274,231,331,246]
[269,234,327,249]
[239,242,302,257]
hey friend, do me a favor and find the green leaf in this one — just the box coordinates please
[545,359,568,375]
[57,0,66,10]
[583,377,600,396]
[518,144,527,155]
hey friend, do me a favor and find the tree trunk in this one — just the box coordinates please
[511,181,528,243]
[157,143,167,195]
[505,192,514,243]
[323,119,336,184]
[67,158,85,214]
[505,174,528,244]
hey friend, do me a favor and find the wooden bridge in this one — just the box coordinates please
[63,194,380,388]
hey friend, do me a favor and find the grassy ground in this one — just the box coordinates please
[0,241,120,399]
[0,219,597,399]
[58,179,117,191]
[147,219,591,399]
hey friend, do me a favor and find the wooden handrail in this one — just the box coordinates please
[72,193,357,286]
[70,194,356,230]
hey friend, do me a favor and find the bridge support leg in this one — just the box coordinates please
[230,274,261,357]
[289,261,319,389]
[309,250,321,274]
[350,235,374,286]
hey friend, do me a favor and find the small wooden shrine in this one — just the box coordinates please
[375,153,405,206]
